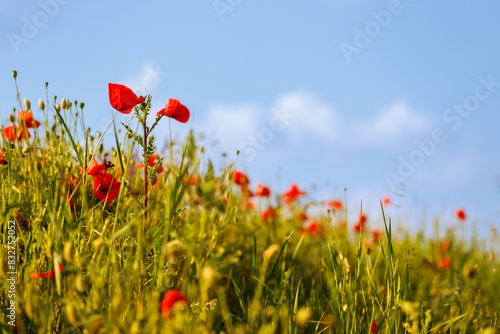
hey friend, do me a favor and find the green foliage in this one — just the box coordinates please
[0,80,499,334]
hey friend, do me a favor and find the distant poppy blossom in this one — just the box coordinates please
[327,199,343,211]
[305,221,321,236]
[382,196,391,206]
[354,214,367,233]
[437,257,451,270]
[108,83,145,114]
[371,229,384,240]
[161,290,188,318]
[233,170,250,187]
[295,211,308,221]
[183,174,201,186]
[283,183,305,204]
[135,154,164,173]
[156,99,190,123]
[455,208,466,221]
[255,183,270,197]
[0,151,8,165]
[261,208,276,224]
[93,173,121,203]
[371,320,377,334]
[29,264,63,279]
[18,111,41,128]
[3,126,30,141]
[17,212,29,227]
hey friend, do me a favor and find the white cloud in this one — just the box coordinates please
[350,101,433,149]
[196,103,261,152]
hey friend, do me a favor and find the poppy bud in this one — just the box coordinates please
[151,174,158,185]
[23,98,31,110]
[39,99,45,110]
[12,70,17,78]
[200,146,205,153]
[55,104,61,112]
[296,307,312,327]
[79,102,85,109]
[66,303,79,325]
[45,82,48,88]
[8,114,15,123]
[22,146,33,155]
[64,241,74,262]
[61,99,68,110]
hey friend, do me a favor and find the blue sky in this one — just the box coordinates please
[1,0,500,236]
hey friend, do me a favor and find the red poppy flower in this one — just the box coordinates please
[255,183,270,197]
[246,201,255,210]
[295,211,308,221]
[135,154,164,173]
[93,173,121,203]
[283,183,305,204]
[261,208,276,224]
[160,290,188,318]
[371,229,384,240]
[441,239,450,253]
[85,158,107,176]
[3,126,30,141]
[327,199,343,211]
[233,170,250,187]
[0,151,8,165]
[382,196,391,206]
[156,99,190,123]
[17,111,41,128]
[354,214,367,233]
[455,208,466,221]
[17,212,29,227]
[371,320,377,334]
[29,264,63,279]
[437,257,451,270]
[305,221,321,236]
[108,83,145,114]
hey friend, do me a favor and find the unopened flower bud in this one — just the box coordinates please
[23,98,31,110]
[22,146,33,155]
[8,114,15,123]
[64,241,74,262]
[39,99,45,110]
[79,102,85,109]
[55,104,61,112]
[12,71,17,79]
[61,99,68,110]
[200,146,205,153]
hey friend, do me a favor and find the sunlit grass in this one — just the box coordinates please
[0,74,499,333]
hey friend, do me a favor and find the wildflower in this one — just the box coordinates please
[17,212,29,227]
[283,183,305,204]
[108,83,145,114]
[327,199,343,211]
[371,229,384,240]
[0,151,8,165]
[135,154,164,173]
[261,208,276,224]
[295,211,308,221]
[29,264,63,279]
[437,256,451,270]
[255,183,270,197]
[382,196,391,206]
[85,158,107,176]
[17,110,40,128]
[3,125,30,141]
[93,173,121,203]
[183,174,201,186]
[233,170,250,187]
[306,221,321,236]
[455,208,466,221]
[160,290,188,318]
[246,200,255,210]
[354,214,367,232]
[156,99,190,123]
[371,320,378,334]
[441,239,450,253]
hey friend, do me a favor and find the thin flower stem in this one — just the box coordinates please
[143,117,148,234]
